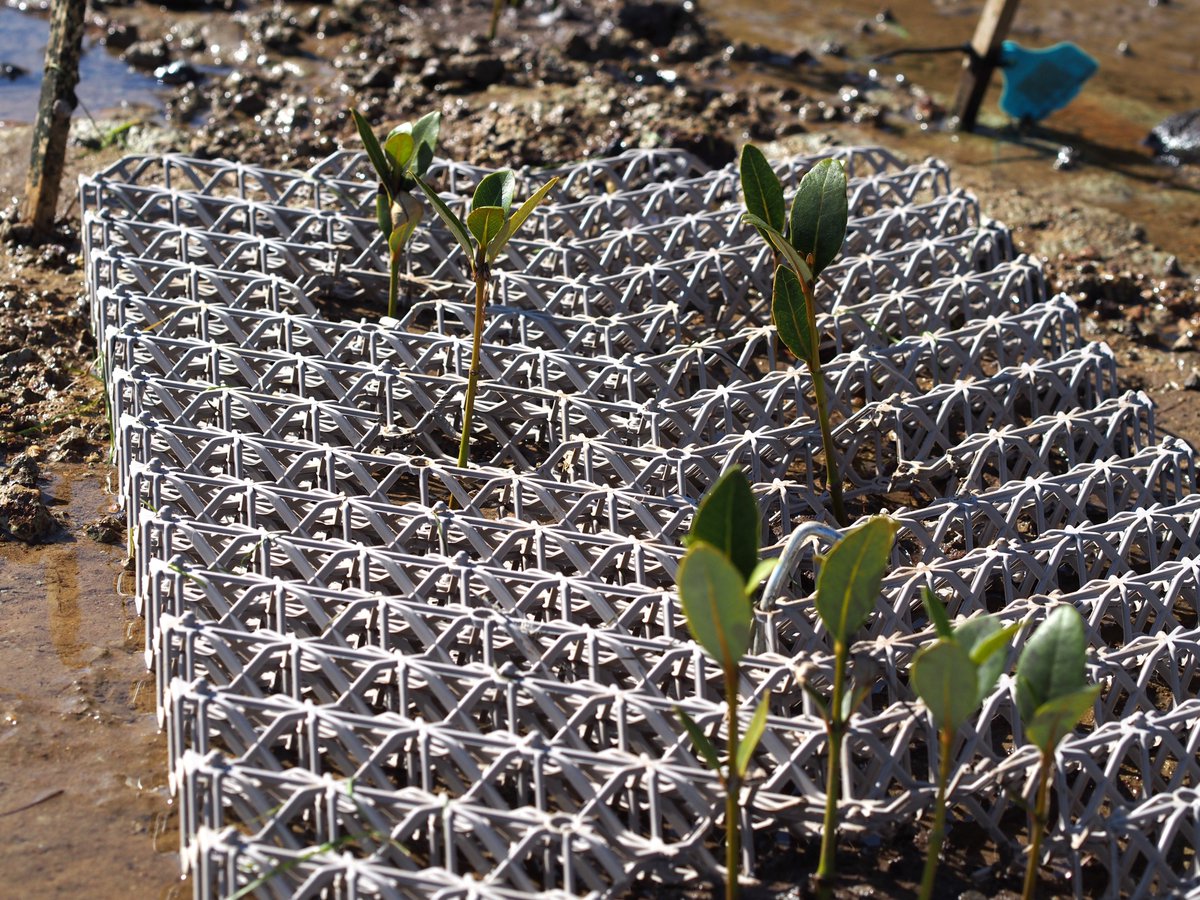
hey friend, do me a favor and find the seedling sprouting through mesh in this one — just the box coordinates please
[806,516,897,898]
[351,110,440,318]
[675,467,777,900]
[417,168,558,467]
[1015,605,1100,900]
[741,145,850,525]
[910,590,1018,900]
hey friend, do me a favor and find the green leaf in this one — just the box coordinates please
[745,557,780,595]
[771,264,816,363]
[684,466,759,583]
[911,639,978,732]
[789,158,848,277]
[472,170,515,215]
[920,587,954,640]
[486,176,559,261]
[375,186,391,239]
[351,109,394,201]
[815,516,898,645]
[742,214,814,284]
[740,144,785,240]
[958,618,1019,707]
[679,542,753,672]
[1015,605,1090,725]
[415,176,475,262]
[1025,685,1100,752]
[388,192,424,259]
[677,707,722,772]
[410,111,441,176]
[467,206,507,250]
[736,695,771,777]
[383,129,414,173]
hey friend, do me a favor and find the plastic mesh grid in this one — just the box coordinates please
[81,146,1200,898]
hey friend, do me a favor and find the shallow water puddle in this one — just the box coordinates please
[0,6,162,124]
[0,465,181,896]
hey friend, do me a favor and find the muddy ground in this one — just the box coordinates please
[0,0,1197,896]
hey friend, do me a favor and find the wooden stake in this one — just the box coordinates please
[22,0,87,234]
[951,0,1021,133]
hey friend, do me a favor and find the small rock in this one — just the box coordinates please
[1145,108,1200,165]
[4,454,39,488]
[53,426,93,462]
[0,484,59,543]
[1165,255,1187,277]
[1172,333,1195,352]
[122,39,170,71]
[85,512,126,546]
[1116,40,1132,56]
[0,347,36,371]
[155,60,204,85]
[1054,145,1080,170]
[102,22,139,50]
[1185,371,1200,391]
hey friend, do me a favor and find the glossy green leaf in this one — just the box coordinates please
[1025,685,1100,752]
[740,144,785,241]
[487,176,558,262]
[467,206,507,250]
[410,111,441,176]
[736,695,771,777]
[1015,605,1090,725]
[920,587,954,640]
[351,109,393,200]
[745,557,779,595]
[677,707,721,772]
[815,516,898,645]
[472,170,515,215]
[415,176,475,262]
[742,214,814,284]
[679,542,752,672]
[959,618,1019,707]
[911,639,978,731]
[788,158,848,277]
[771,264,816,363]
[685,466,759,583]
[383,129,414,172]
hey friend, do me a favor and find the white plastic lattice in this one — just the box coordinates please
[81,146,1200,899]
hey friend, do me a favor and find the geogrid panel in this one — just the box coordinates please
[82,147,1200,898]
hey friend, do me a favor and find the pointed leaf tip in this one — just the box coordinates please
[789,158,848,277]
[687,466,759,583]
[815,516,898,645]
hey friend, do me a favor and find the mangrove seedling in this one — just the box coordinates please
[740,145,850,526]
[1014,605,1100,900]
[416,168,558,467]
[675,466,778,900]
[351,109,441,319]
[910,590,1019,900]
[806,515,897,898]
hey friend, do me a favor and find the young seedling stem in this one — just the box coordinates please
[918,724,955,899]
[724,663,742,900]
[459,252,491,467]
[1022,751,1055,900]
[417,169,558,468]
[740,146,850,526]
[815,639,848,896]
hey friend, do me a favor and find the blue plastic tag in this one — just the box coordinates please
[997,40,1099,122]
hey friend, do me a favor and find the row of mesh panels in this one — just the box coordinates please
[81,146,1200,898]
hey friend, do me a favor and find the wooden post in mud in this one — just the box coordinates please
[951,0,1021,132]
[22,0,87,234]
